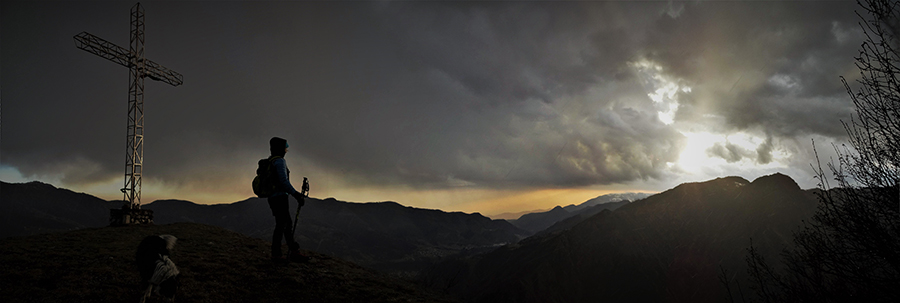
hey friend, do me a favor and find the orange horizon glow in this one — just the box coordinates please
[0,167,656,218]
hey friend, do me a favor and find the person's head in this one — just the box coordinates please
[269,137,289,157]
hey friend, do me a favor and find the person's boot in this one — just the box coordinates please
[288,249,309,263]
[272,250,288,264]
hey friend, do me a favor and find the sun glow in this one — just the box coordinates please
[673,131,790,175]
[676,131,722,171]
[630,58,793,178]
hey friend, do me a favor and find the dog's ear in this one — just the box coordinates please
[158,235,177,252]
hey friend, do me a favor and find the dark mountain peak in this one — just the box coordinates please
[579,192,653,207]
[750,172,801,191]
[616,176,756,214]
[662,176,749,195]
[424,174,819,303]
[537,202,629,236]
[713,176,751,186]
[23,180,57,189]
[153,199,198,204]
[1,180,119,237]
[2,180,59,192]
[662,175,747,192]
[373,201,404,208]
[233,197,261,204]
[147,199,201,207]
[509,199,631,235]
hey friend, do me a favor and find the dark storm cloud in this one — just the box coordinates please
[644,1,862,138]
[0,1,866,194]
[335,2,676,188]
[756,136,775,165]
[706,141,753,164]
[703,133,777,165]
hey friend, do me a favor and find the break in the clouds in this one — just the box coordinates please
[1,1,866,205]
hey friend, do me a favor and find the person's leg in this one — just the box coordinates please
[268,195,289,258]
[283,218,307,262]
[276,206,297,251]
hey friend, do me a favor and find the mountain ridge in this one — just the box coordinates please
[0,180,529,277]
[0,181,122,237]
[508,192,650,234]
[422,173,819,303]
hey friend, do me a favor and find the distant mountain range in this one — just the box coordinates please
[0,180,529,276]
[489,209,547,220]
[143,197,528,276]
[422,173,820,303]
[0,181,121,237]
[508,192,651,233]
[2,173,824,302]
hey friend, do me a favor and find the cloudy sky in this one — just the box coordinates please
[1,1,868,215]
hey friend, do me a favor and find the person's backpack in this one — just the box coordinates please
[252,156,281,198]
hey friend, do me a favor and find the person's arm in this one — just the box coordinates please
[272,158,299,196]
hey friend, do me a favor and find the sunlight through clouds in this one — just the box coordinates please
[673,131,790,176]
[631,59,690,125]
[631,58,792,178]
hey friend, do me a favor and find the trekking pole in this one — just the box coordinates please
[292,177,309,236]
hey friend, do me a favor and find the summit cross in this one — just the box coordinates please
[74,2,182,225]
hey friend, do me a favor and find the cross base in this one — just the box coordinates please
[109,208,153,226]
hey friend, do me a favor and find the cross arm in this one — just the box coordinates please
[74,32,130,68]
[143,59,183,86]
[74,32,183,87]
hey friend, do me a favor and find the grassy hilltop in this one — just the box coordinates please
[0,222,454,303]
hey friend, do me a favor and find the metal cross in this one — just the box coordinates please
[74,2,182,215]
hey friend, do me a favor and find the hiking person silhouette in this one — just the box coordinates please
[266,137,307,263]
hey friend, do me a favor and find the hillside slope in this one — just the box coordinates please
[1,180,526,277]
[145,198,527,276]
[537,200,631,236]
[0,181,122,237]
[423,173,819,303]
[0,222,455,303]
[508,193,648,234]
